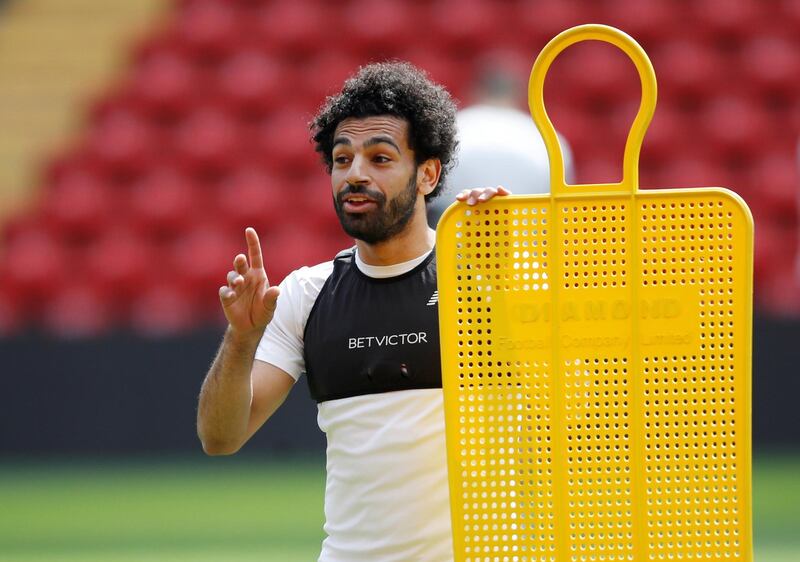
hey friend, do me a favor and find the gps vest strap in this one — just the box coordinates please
[303,248,442,403]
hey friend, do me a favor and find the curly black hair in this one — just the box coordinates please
[310,61,458,201]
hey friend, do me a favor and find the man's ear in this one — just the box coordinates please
[417,159,442,196]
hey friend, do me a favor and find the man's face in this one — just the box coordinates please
[330,116,421,244]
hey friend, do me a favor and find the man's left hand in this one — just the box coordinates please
[455,185,511,205]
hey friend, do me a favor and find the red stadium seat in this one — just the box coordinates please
[429,0,500,53]
[83,228,157,301]
[128,49,201,119]
[84,110,159,177]
[299,52,361,106]
[640,104,690,164]
[253,108,319,177]
[516,0,587,47]
[299,174,344,237]
[651,39,726,102]
[558,42,642,109]
[2,230,71,304]
[0,282,24,335]
[41,168,115,240]
[213,49,284,117]
[127,166,199,237]
[128,283,201,336]
[402,49,470,99]
[749,151,799,219]
[254,0,329,56]
[172,106,243,176]
[341,0,415,54]
[213,165,283,234]
[41,283,116,338]
[701,96,769,156]
[740,36,800,98]
[595,0,677,43]
[172,0,242,62]
[780,0,800,26]
[654,155,734,191]
[758,265,800,317]
[262,225,349,286]
[170,226,240,298]
[692,0,764,41]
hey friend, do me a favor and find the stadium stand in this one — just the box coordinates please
[0,0,798,335]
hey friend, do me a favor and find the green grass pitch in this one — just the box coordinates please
[0,454,797,561]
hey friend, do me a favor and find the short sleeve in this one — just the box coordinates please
[254,261,333,380]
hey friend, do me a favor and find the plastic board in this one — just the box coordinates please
[437,24,753,562]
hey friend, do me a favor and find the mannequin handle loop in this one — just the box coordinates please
[528,24,657,195]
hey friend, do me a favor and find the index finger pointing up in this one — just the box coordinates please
[245,227,264,269]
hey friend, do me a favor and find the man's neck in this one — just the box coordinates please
[354,204,435,266]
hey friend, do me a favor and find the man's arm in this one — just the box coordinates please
[197,333,295,455]
[196,227,291,455]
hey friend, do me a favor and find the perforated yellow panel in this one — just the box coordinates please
[437,25,753,562]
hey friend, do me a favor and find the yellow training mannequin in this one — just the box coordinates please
[437,24,753,562]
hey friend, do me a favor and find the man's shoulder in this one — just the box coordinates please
[282,247,354,288]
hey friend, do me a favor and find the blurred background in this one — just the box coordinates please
[0,0,797,560]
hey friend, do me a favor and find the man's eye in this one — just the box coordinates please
[373,155,390,163]
[334,155,350,164]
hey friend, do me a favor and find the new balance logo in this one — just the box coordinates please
[427,290,439,306]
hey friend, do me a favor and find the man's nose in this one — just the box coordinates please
[345,155,369,185]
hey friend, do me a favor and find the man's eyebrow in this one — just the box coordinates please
[363,136,401,152]
[332,137,352,148]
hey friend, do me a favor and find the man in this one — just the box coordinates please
[197,62,509,561]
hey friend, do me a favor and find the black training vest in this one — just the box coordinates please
[303,248,442,403]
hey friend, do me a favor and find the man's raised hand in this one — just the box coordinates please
[219,227,280,337]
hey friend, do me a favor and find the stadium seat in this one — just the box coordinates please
[429,0,500,53]
[41,283,116,338]
[575,156,623,186]
[692,0,763,40]
[701,96,769,156]
[2,229,70,304]
[299,174,345,237]
[758,265,800,317]
[780,0,800,26]
[252,0,328,56]
[402,48,469,99]
[253,108,319,177]
[128,283,201,336]
[640,103,689,164]
[651,38,725,102]
[172,106,243,176]
[740,36,800,97]
[127,166,198,237]
[172,0,242,62]
[299,52,361,106]
[341,0,415,54]
[128,49,201,119]
[83,228,156,301]
[595,0,677,43]
[169,226,240,298]
[214,49,284,117]
[213,164,283,234]
[516,0,586,46]
[41,168,115,241]
[0,285,23,335]
[749,151,799,219]
[654,155,734,191]
[262,225,349,286]
[84,110,159,177]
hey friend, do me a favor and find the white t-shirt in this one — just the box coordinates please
[255,248,453,562]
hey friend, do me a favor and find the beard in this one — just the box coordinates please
[333,171,419,244]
